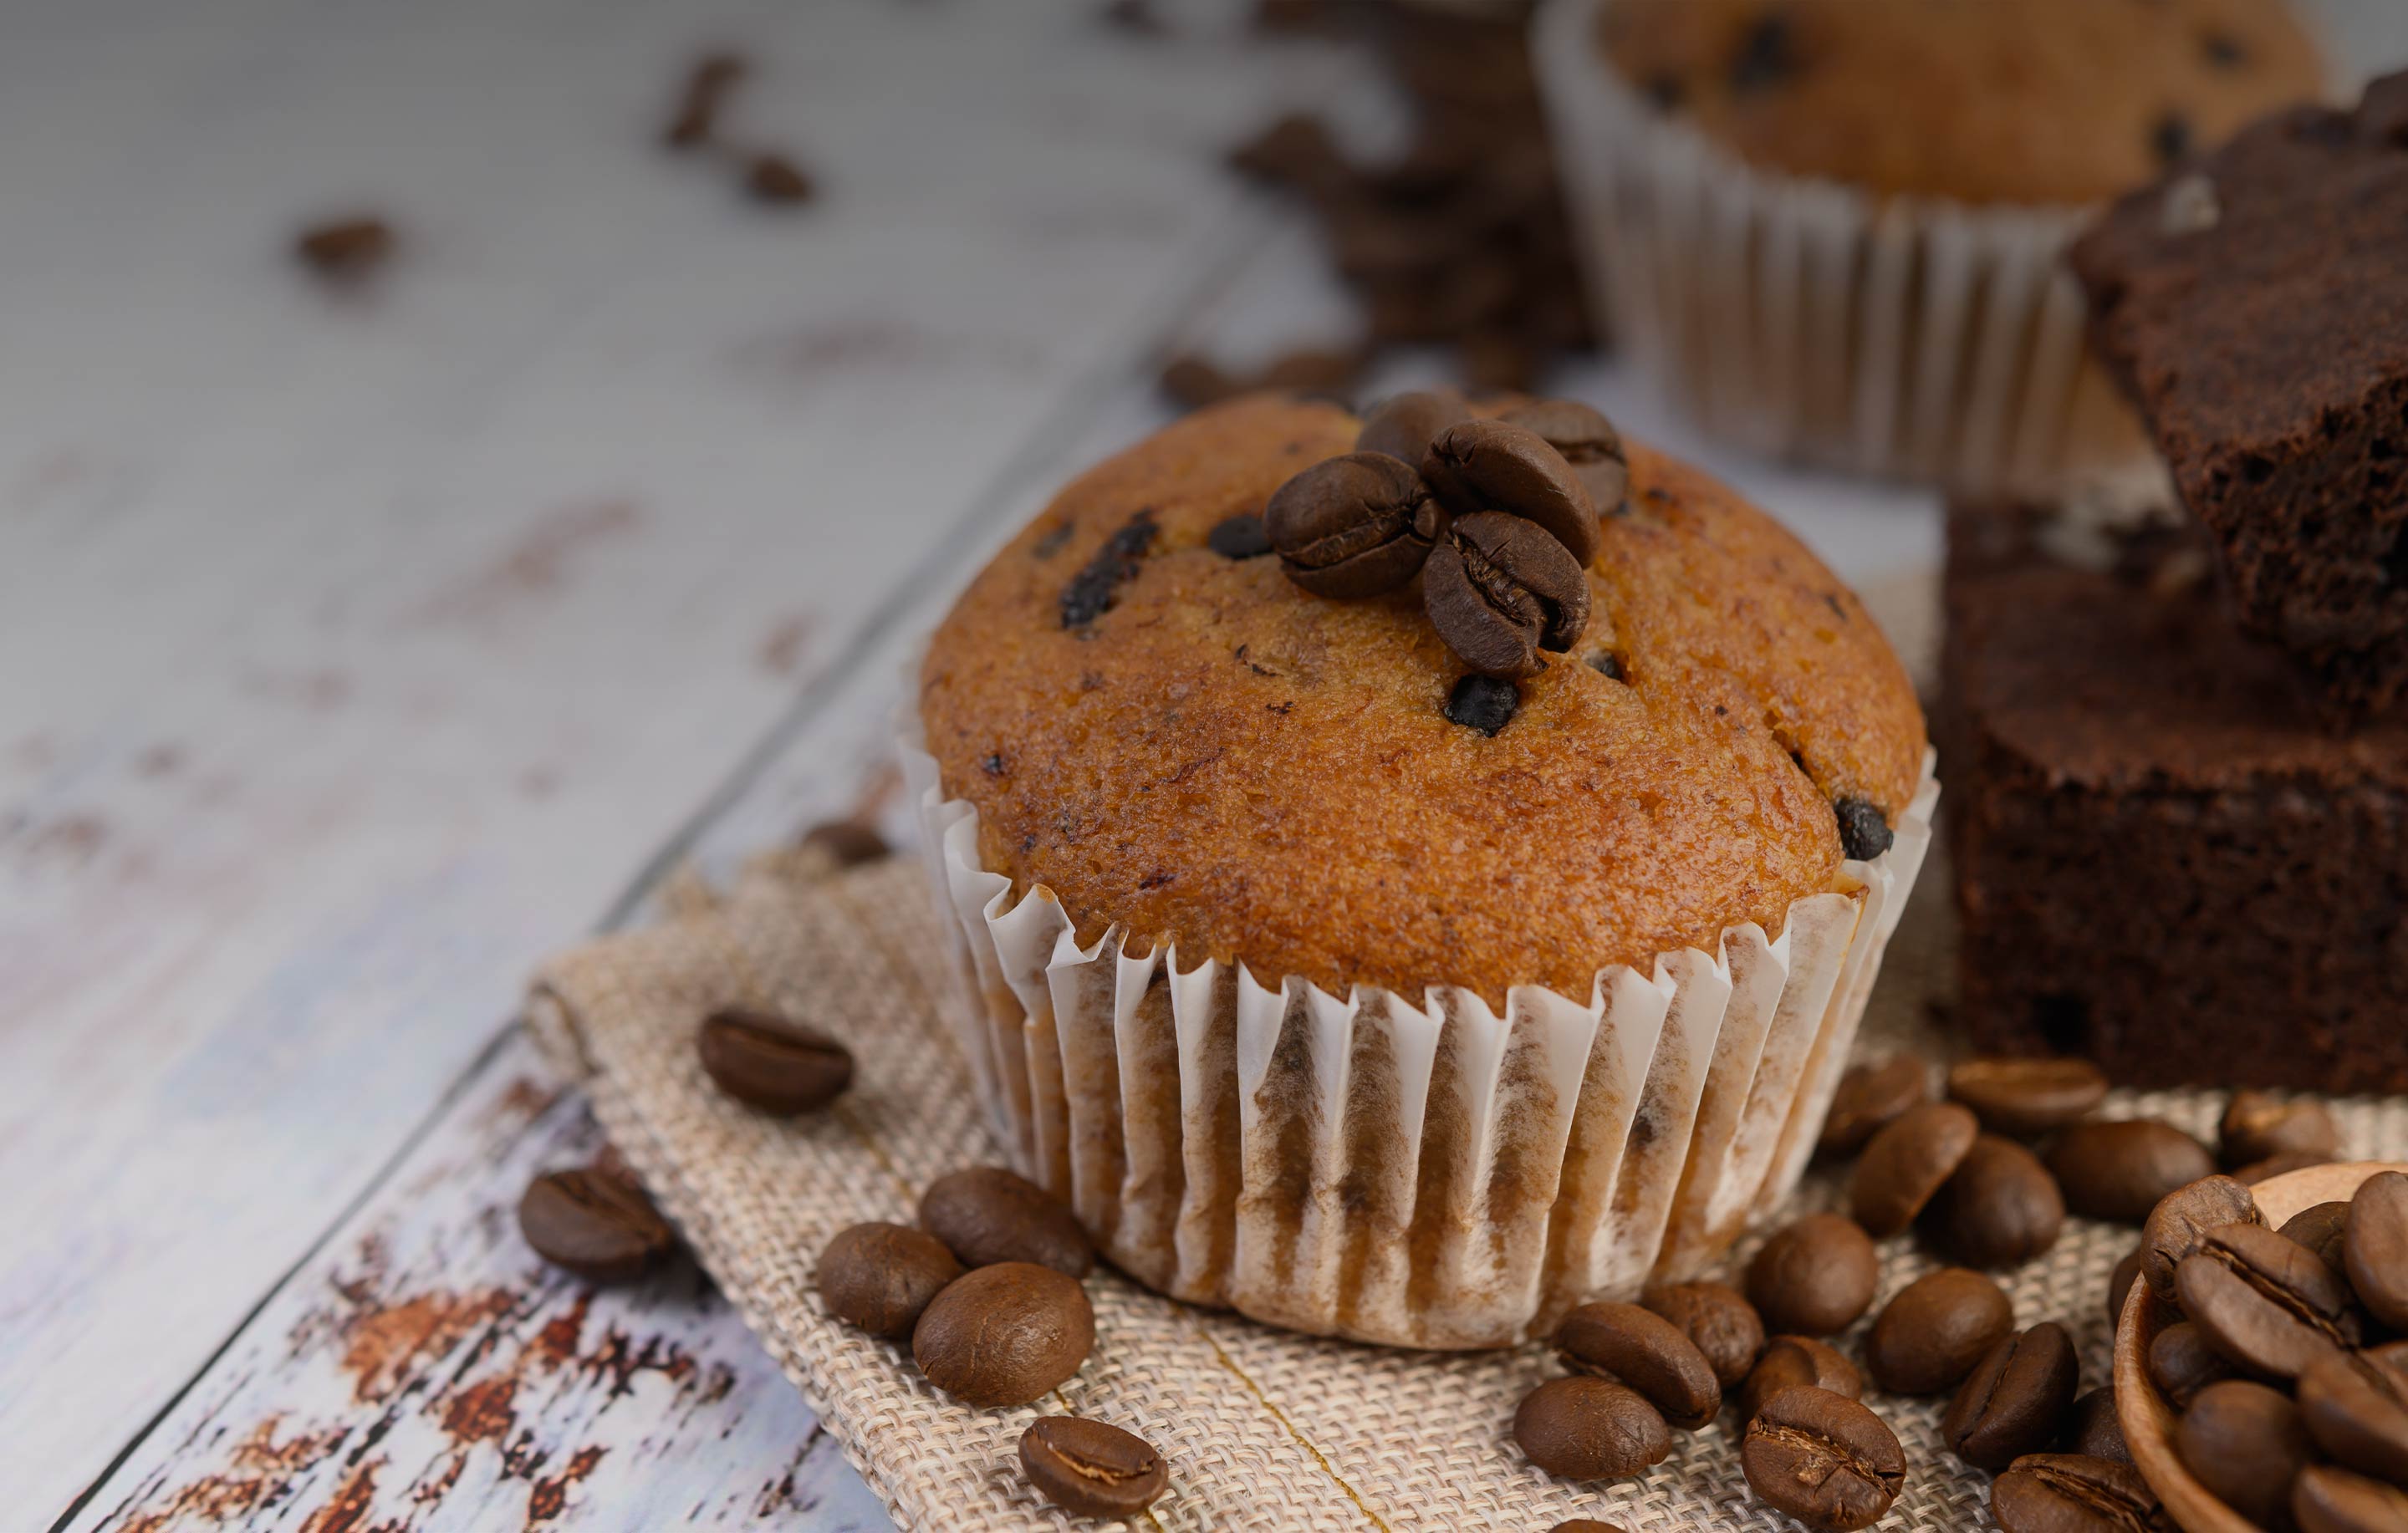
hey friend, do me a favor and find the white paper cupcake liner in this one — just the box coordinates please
[1532,0,2146,495]
[901,709,1936,1348]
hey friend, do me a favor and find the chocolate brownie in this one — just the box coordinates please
[1943,500,2408,1094]
[2070,73,2408,724]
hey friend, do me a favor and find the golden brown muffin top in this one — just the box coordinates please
[918,395,1926,1004]
[1599,0,2323,206]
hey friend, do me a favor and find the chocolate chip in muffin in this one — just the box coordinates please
[1835,798,1893,861]
[1208,513,1274,560]
[1728,13,1800,94]
[2200,30,2247,70]
[1444,674,1518,736]
[2151,111,2193,166]
[1059,510,1160,628]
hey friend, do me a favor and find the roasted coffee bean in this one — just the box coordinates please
[2283,1200,2355,1266]
[1548,1522,1626,1533]
[1497,399,1628,513]
[1207,512,1274,560]
[1264,452,1442,598]
[2178,1380,2314,1529]
[295,216,395,283]
[1739,1386,1904,1532]
[1227,112,1344,190]
[2222,1090,2343,1169]
[1819,1056,1930,1158]
[697,1006,854,1114]
[1018,1416,1167,1518]
[1866,1266,2015,1396]
[661,51,745,150]
[913,1262,1094,1407]
[918,1166,1094,1277]
[744,151,816,206]
[518,1167,676,1282]
[1060,511,1159,627]
[1423,511,1592,677]
[817,1221,963,1339]
[1992,1453,2168,1533]
[1513,1377,1671,1481]
[1924,1135,2065,1269]
[2299,1347,2408,1485]
[1741,1335,1862,1423]
[1421,419,1601,568]
[1746,1214,1880,1337]
[1851,1101,1979,1237]
[1944,1322,2080,1471]
[2346,1171,2408,1331]
[1947,1056,2109,1138]
[1255,345,1368,400]
[1355,389,1472,466]
[799,818,892,868]
[2139,1174,2263,1302]
[1159,355,1240,410]
[1553,1301,1721,1430]
[1443,673,1518,735]
[1833,798,1892,861]
[2295,1465,2408,1533]
[2047,1120,2216,1225]
[2110,1245,2147,1327]
[2240,1148,2340,1184]
[2178,1221,2364,1381]
[1642,1281,1764,1389]
[2146,1321,2237,1408]
[2060,1387,2130,1463]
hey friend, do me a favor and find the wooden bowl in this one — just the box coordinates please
[2115,1160,2408,1532]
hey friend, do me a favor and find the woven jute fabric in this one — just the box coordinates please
[527,842,2408,1533]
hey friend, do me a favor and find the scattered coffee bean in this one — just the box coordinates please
[1946,1056,2109,1138]
[518,1167,676,1283]
[2046,1119,2215,1225]
[1060,510,1159,628]
[1159,355,1240,410]
[1254,344,1370,400]
[2109,1244,2146,1328]
[1992,1453,2167,1533]
[2239,1148,2340,1184]
[1819,1056,1930,1158]
[1355,389,1472,466]
[2344,1170,2408,1330]
[1513,1377,1671,1481]
[2294,1464,2408,1533]
[2299,1346,2408,1485]
[662,51,746,150]
[1944,1322,2080,1471]
[1548,1522,1626,1533]
[817,1221,963,1339]
[1833,798,1893,861]
[697,1006,854,1115]
[1923,1134,2065,1269]
[913,1261,1094,1408]
[1642,1282,1764,1390]
[1746,1214,1880,1337]
[2221,1090,2343,1169]
[2139,1174,2263,1302]
[918,1166,1094,1278]
[1497,399,1628,513]
[2283,1200,2355,1267]
[1421,419,1601,568]
[1019,1416,1168,1518]
[1207,512,1274,560]
[1851,1101,1978,1237]
[295,216,395,283]
[1739,1386,1904,1532]
[1553,1301,1720,1430]
[1264,452,1443,598]
[2178,1379,2314,1529]
[2177,1221,2363,1381]
[1422,511,1592,678]
[744,150,816,206]
[1740,1335,1862,1423]
[1866,1266,2014,1396]
[2147,1320,2238,1408]
[799,818,892,868]
[2060,1387,2130,1463]
[1443,673,1519,735]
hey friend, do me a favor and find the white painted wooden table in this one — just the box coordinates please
[8,2,2397,1528]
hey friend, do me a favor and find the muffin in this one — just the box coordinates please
[1531,0,2324,490]
[905,394,1935,1347]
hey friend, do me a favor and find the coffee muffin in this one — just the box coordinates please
[1533,0,2324,491]
[906,393,1935,1347]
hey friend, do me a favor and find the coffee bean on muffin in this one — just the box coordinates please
[2221,1090,2342,1169]
[696,1006,854,1115]
[917,1166,1094,1277]
[1513,1377,1671,1481]
[2061,1386,2130,1463]
[1354,389,1472,466]
[2046,1119,2216,1224]
[1746,1214,1879,1337]
[1497,399,1628,514]
[1641,1281,1764,1389]
[1946,1056,2108,1137]
[1264,452,1444,598]
[1865,1267,2014,1395]
[1832,797,1893,861]
[1740,1335,1862,1424]
[1921,1134,2064,1269]
[1442,673,1518,735]
[2344,1170,2408,1330]
[1421,419,1602,568]
[1992,1454,2167,1533]
[799,818,893,868]
[1851,1101,1978,1236]
[2139,1174,2263,1301]
[818,1221,963,1339]
[518,1167,676,1283]
[1207,512,1274,560]
[1423,511,1592,678]
[1943,1322,2079,1470]
[1018,1416,1168,1518]
[912,1262,1094,1407]
[2178,1379,2315,1529]
[2176,1222,2363,1382]
[1553,1301,1721,1430]
[1740,1386,1903,1532]
[1818,1055,1930,1158]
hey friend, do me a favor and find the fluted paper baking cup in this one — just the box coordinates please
[1531,0,2147,495]
[902,710,1936,1348]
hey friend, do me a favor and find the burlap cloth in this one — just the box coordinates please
[523,828,2408,1532]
